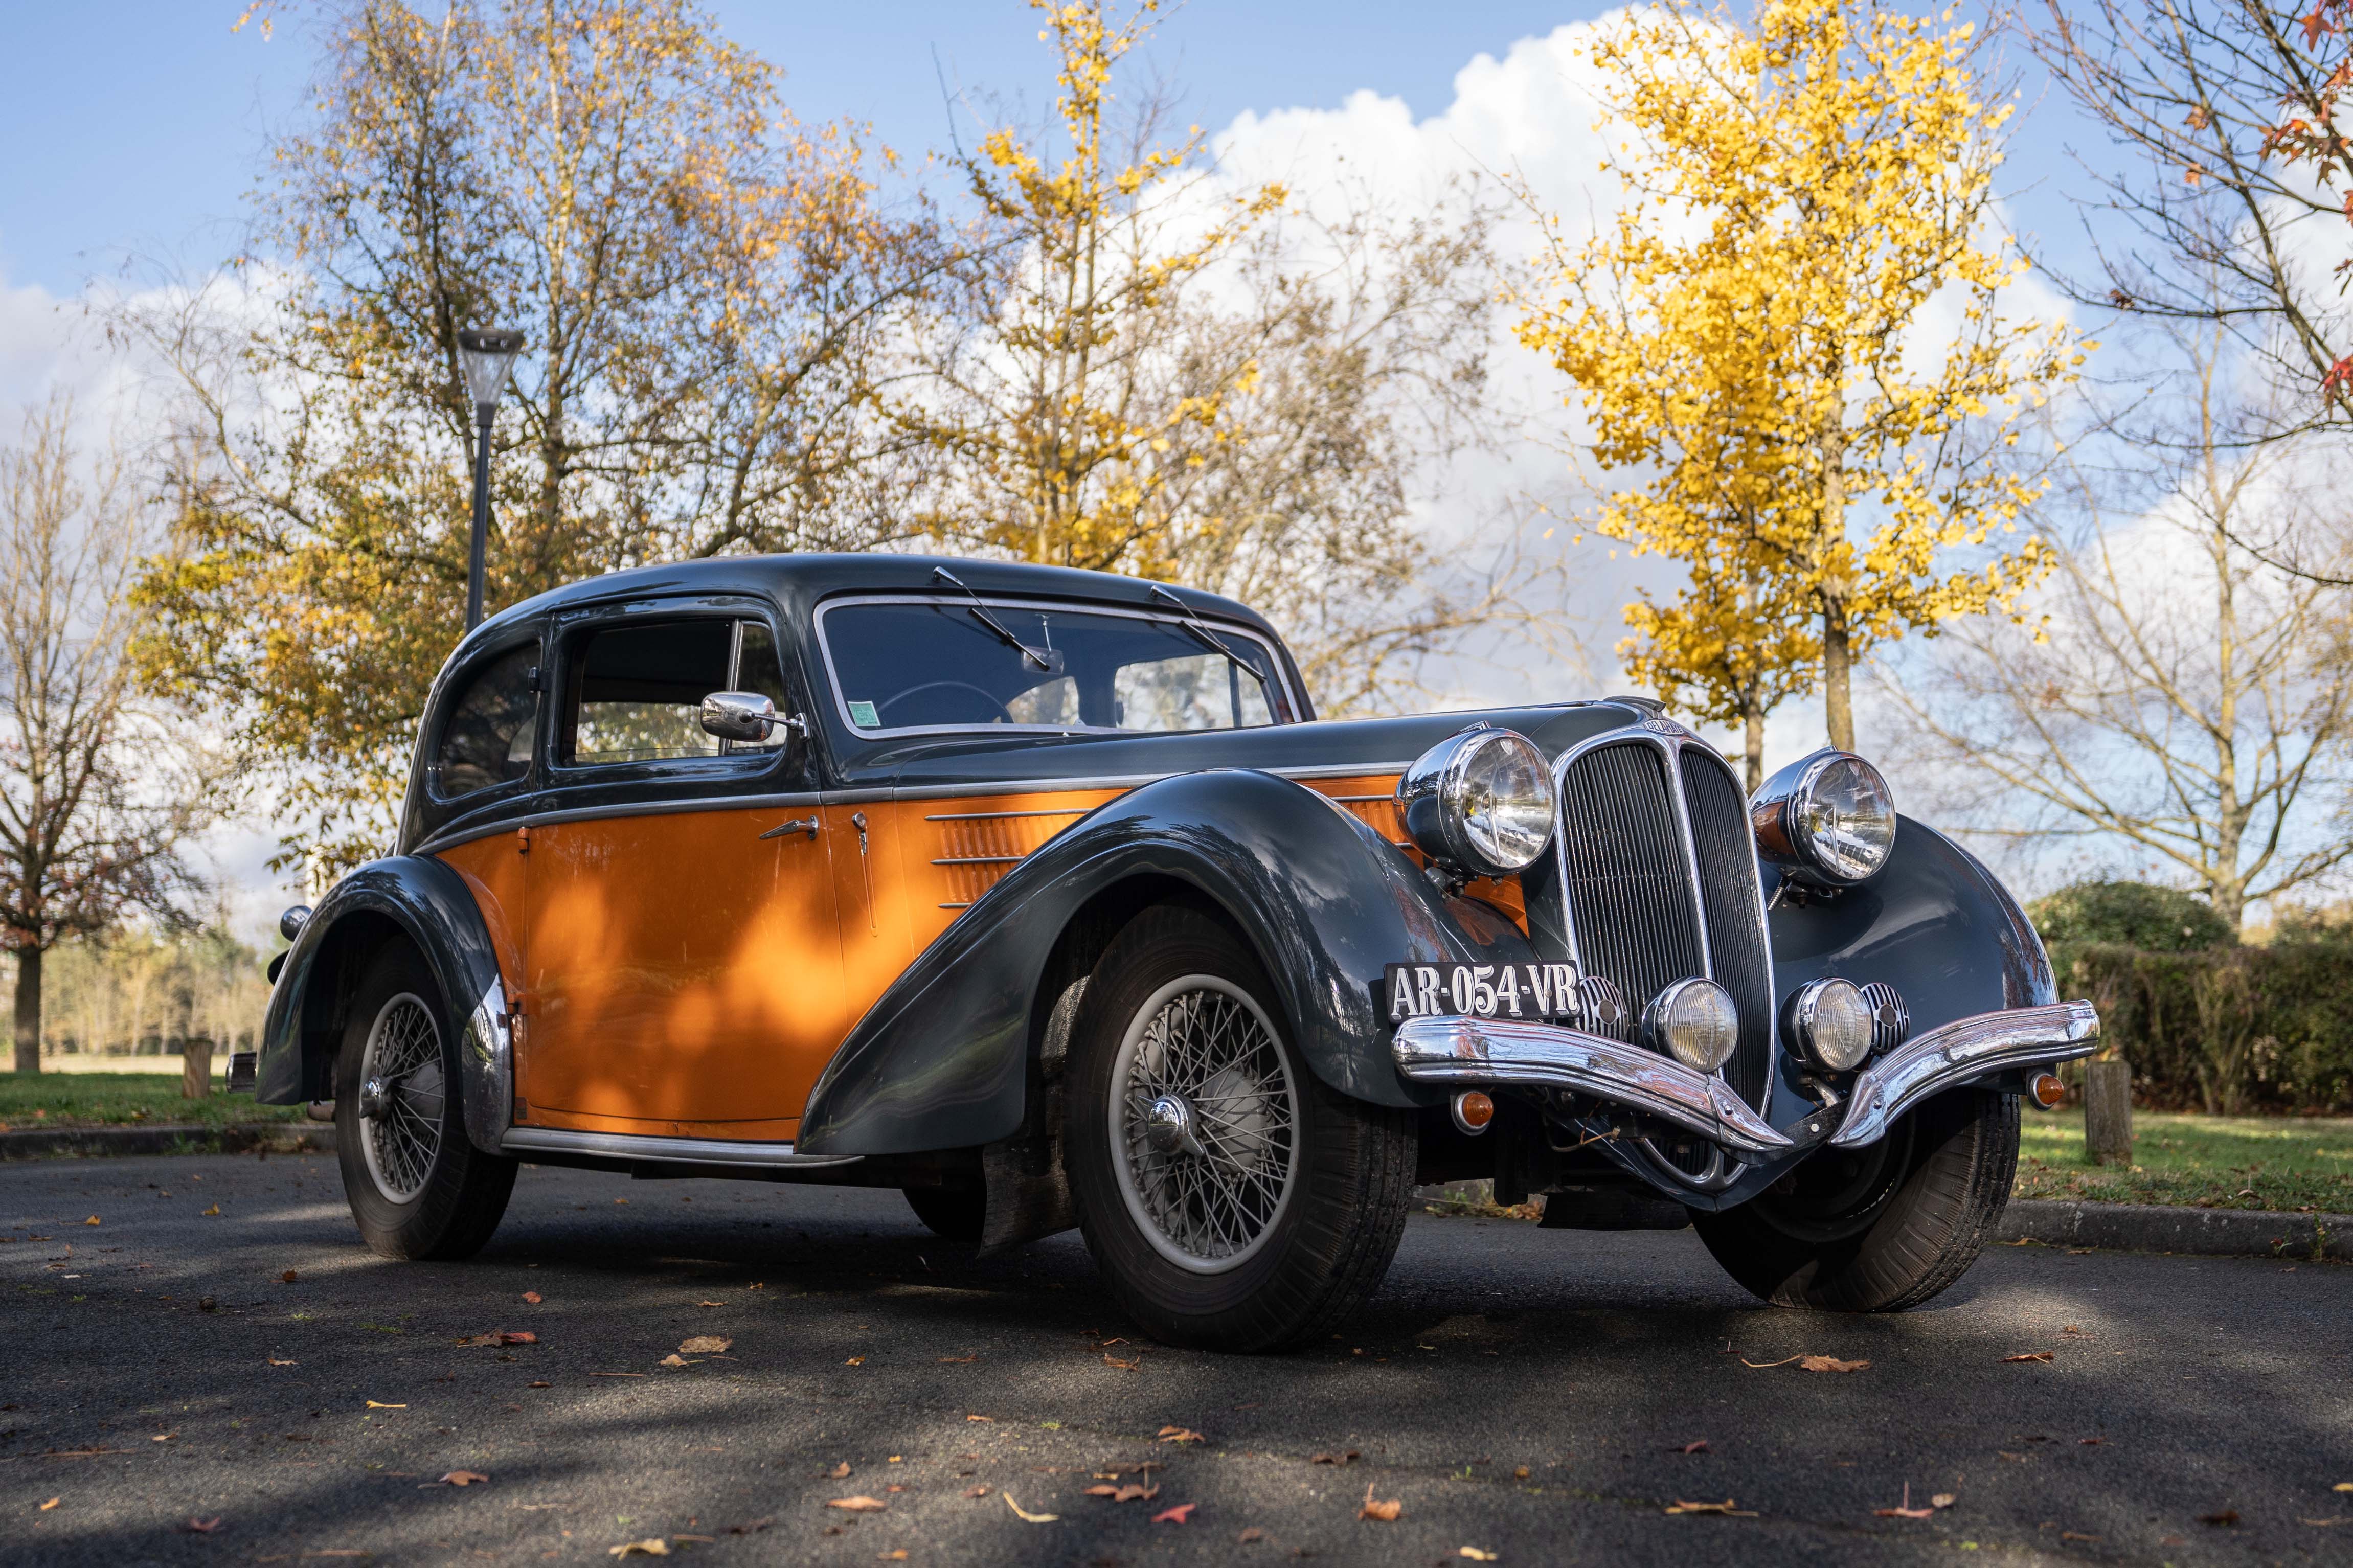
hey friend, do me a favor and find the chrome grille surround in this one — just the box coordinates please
[1543,723,1779,1159]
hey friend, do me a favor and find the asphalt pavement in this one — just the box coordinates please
[4,1152,2348,1567]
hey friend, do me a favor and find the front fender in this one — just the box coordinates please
[258,855,514,1157]
[798,769,1508,1156]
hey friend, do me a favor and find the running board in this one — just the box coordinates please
[500,1126,864,1170]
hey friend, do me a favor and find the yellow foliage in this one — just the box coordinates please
[1518,0,2086,749]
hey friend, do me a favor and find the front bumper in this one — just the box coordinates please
[1392,999,2099,1158]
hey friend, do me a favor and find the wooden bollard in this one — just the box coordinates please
[2083,1057,2132,1166]
[182,1036,215,1100]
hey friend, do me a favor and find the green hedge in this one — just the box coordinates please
[2049,939,2353,1113]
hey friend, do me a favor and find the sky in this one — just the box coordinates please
[0,1,2137,933]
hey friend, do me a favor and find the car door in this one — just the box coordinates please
[514,602,847,1140]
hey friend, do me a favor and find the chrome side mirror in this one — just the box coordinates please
[698,690,805,749]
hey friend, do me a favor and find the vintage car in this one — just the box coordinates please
[257,553,2098,1352]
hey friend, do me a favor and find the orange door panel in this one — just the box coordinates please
[517,806,846,1138]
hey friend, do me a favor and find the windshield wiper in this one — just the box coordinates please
[933,566,1061,673]
[1150,584,1253,670]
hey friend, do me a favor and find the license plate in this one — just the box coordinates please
[1385,961,1582,1025]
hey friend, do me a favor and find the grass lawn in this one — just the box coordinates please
[2015,1110,2353,1214]
[0,1071,307,1130]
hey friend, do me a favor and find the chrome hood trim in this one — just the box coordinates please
[1391,1014,1794,1157]
[1831,999,2100,1148]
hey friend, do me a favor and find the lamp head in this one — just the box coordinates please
[456,326,526,410]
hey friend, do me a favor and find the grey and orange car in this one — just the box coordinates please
[257,554,2097,1352]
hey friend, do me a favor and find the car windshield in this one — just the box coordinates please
[821,598,1296,734]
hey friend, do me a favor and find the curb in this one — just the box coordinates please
[0,1123,335,1161]
[1998,1197,2342,1262]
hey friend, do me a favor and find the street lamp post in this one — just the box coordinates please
[455,327,526,632]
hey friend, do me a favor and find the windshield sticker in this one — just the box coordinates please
[847,699,879,728]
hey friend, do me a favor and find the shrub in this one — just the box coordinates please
[2029,880,2234,951]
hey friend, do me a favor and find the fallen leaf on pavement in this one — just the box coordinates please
[1673,1440,1710,1454]
[2200,1510,2240,1526]
[39,1497,59,1511]
[281,1270,297,1283]
[153,1434,174,1443]
[1237,1526,1265,1542]
[2062,1531,2101,1542]
[1932,1493,1956,1508]
[1103,1352,1142,1370]
[1874,1484,1935,1519]
[658,1356,690,1368]
[1158,1426,1204,1444]
[1459,1550,1499,1562]
[440,1472,489,1487]
[1154,1503,1196,1525]
[2336,1484,2353,1492]
[528,1381,550,1389]
[85,1216,100,1226]
[695,1301,723,1308]
[845,1356,865,1366]
[678,1336,730,1355]
[522,1291,541,1304]
[2299,1517,2349,1527]
[1798,1356,1869,1373]
[606,1539,667,1557]
[1663,1498,1758,1517]
[828,1462,851,1479]
[458,1331,536,1347]
[1084,1484,1159,1503]
[1310,1451,1359,1467]
[1359,1484,1402,1522]
[2078,1436,2107,1445]
[201,1206,220,1216]
[1003,1493,1057,1524]
[827,1497,888,1513]
[365,1402,405,1410]
[938,1354,978,1364]
[879,1553,908,1561]
[962,1486,988,1499]
[180,1517,222,1533]
[2003,1352,2054,1363]
[268,1358,297,1367]
[965,1415,993,1422]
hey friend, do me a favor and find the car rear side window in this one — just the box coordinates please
[562,617,789,766]
[434,643,540,799]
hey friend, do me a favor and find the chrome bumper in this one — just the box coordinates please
[1391,999,2100,1158]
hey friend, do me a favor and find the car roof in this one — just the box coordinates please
[450,551,1286,660]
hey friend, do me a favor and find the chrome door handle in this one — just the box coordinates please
[758,816,821,840]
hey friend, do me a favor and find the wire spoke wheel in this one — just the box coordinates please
[1110,975,1299,1274]
[358,992,446,1206]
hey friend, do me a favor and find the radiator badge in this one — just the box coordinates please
[1640,716,1689,737]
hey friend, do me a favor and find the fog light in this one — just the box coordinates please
[1451,1090,1496,1136]
[1641,978,1739,1074]
[1783,978,1874,1072]
[2028,1072,2066,1110]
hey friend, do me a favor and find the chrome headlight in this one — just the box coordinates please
[1750,749,1896,885]
[1782,978,1874,1072]
[1396,726,1556,877]
[1642,978,1740,1073]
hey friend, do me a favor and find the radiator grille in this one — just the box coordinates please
[1680,749,1774,1106]
[1555,744,1704,1042]
[1554,737,1775,1112]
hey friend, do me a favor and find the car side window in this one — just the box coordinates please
[434,643,540,799]
[561,616,790,766]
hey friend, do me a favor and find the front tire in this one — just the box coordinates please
[1065,906,1415,1353]
[1692,1087,2019,1311]
[335,941,517,1261]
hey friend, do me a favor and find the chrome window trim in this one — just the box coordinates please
[1546,721,1777,1118]
[812,592,1304,740]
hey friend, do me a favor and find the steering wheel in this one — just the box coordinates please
[876,681,1014,726]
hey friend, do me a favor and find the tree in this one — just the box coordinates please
[125,0,948,871]
[1884,328,2353,933]
[1519,0,2085,752]
[1619,559,1821,790]
[2035,0,2353,433]
[0,397,218,1073]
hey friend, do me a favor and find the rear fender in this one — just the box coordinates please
[258,856,513,1156]
[798,769,1515,1157]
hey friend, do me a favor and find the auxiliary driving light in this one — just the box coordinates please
[1451,1090,1497,1135]
[1641,978,1740,1074]
[1782,978,1875,1072]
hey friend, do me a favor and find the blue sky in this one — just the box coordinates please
[0,1,2100,294]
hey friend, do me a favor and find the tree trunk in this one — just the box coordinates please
[2083,1058,2133,1165]
[13,946,41,1074]
[1743,702,1767,793]
[1822,614,1854,752]
[182,1034,214,1099]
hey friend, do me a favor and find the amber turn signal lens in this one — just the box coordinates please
[2028,1072,2066,1110]
[1450,1090,1496,1135]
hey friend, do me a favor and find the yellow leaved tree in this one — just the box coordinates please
[1520,0,2088,760]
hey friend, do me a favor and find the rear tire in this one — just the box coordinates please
[335,941,517,1261]
[1692,1087,2019,1311]
[903,1186,986,1242]
[1065,906,1415,1353]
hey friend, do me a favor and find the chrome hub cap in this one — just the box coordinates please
[356,993,445,1205]
[1110,976,1299,1274]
